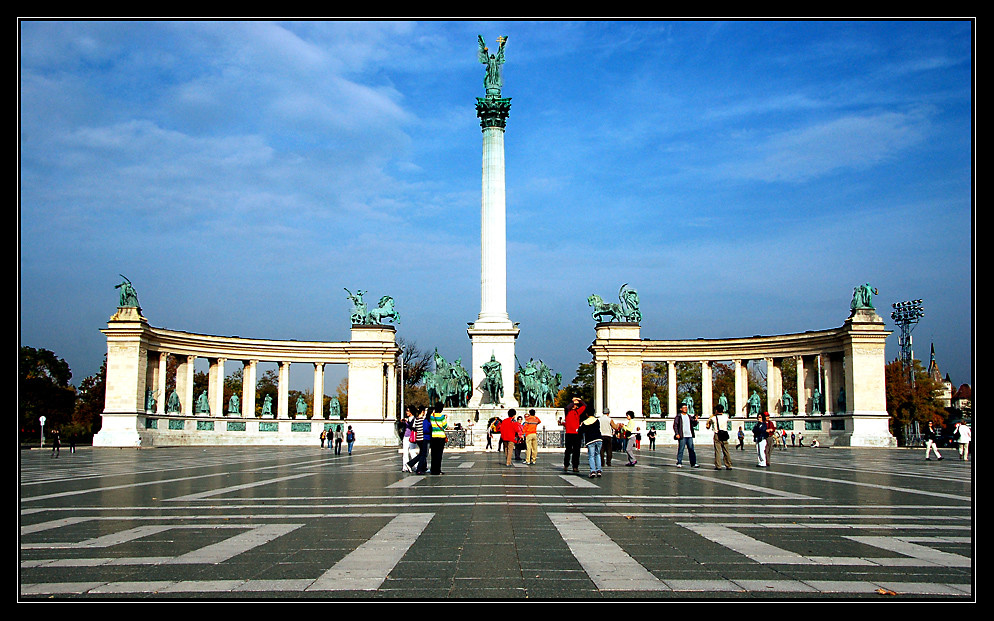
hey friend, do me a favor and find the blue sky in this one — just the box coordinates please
[19,20,974,393]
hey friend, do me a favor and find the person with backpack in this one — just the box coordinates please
[346,426,356,455]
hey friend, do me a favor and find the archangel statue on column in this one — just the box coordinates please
[478,35,507,98]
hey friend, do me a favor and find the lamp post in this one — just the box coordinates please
[891,300,925,387]
[891,299,925,445]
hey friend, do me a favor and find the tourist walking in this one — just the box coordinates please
[50,430,60,458]
[923,421,943,461]
[408,406,429,474]
[601,408,615,467]
[346,426,356,455]
[707,405,733,470]
[334,425,344,455]
[402,407,418,472]
[673,403,698,468]
[763,413,776,466]
[429,405,448,474]
[736,426,745,450]
[752,413,768,467]
[623,411,638,466]
[647,427,656,450]
[580,409,603,478]
[559,397,585,473]
[523,409,541,465]
[954,421,971,461]
[499,409,521,466]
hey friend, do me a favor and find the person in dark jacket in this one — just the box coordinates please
[673,403,698,468]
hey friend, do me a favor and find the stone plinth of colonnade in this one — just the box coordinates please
[588,309,896,448]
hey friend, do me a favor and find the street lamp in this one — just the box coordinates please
[891,299,925,384]
[891,299,925,446]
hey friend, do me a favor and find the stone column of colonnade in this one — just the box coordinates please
[208,358,226,417]
[156,352,168,414]
[313,363,325,420]
[700,361,713,417]
[242,360,257,418]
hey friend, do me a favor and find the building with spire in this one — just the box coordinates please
[926,343,953,408]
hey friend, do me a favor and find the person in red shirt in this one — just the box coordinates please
[499,409,522,467]
[559,398,586,473]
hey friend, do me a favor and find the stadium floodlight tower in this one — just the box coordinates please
[891,299,925,386]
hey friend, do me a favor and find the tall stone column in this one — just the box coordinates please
[278,361,290,419]
[667,361,677,419]
[242,360,257,418]
[178,355,195,415]
[734,359,748,418]
[701,361,713,417]
[313,363,325,420]
[157,352,168,415]
[468,91,518,408]
[209,358,226,417]
[766,357,782,415]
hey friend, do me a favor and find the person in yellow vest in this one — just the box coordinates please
[429,405,448,475]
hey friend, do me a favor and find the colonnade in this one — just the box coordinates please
[94,306,400,447]
[624,353,845,420]
[589,309,894,446]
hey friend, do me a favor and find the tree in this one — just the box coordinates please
[555,361,595,408]
[712,362,735,414]
[20,346,76,436]
[396,337,432,412]
[256,369,279,417]
[885,358,946,445]
[335,377,349,419]
[642,363,667,416]
[72,355,107,440]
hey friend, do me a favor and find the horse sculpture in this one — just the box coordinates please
[367,296,400,325]
[588,283,641,323]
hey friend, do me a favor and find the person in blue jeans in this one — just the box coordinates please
[346,426,355,455]
[580,410,603,478]
[673,403,699,468]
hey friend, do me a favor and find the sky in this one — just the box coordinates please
[19,19,974,394]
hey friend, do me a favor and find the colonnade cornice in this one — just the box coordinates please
[591,326,853,363]
[106,323,398,364]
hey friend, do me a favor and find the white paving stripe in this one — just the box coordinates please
[548,512,668,591]
[168,472,319,500]
[680,523,972,567]
[306,512,434,591]
[673,470,817,499]
[748,469,972,501]
[845,535,972,568]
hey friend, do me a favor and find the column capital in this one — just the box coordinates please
[476,96,512,129]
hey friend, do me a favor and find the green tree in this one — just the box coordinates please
[555,361,595,408]
[255,369,279,417]
[20,346,76,436]
[335,377,349,419]
[72,355,107,441]
[642,362,667,416]
[712,362,735,414]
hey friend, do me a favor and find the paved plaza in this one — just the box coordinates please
[19,441,973,600]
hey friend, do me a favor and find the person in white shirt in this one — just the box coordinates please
[955,422,972,461]
[706,405,732,470]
